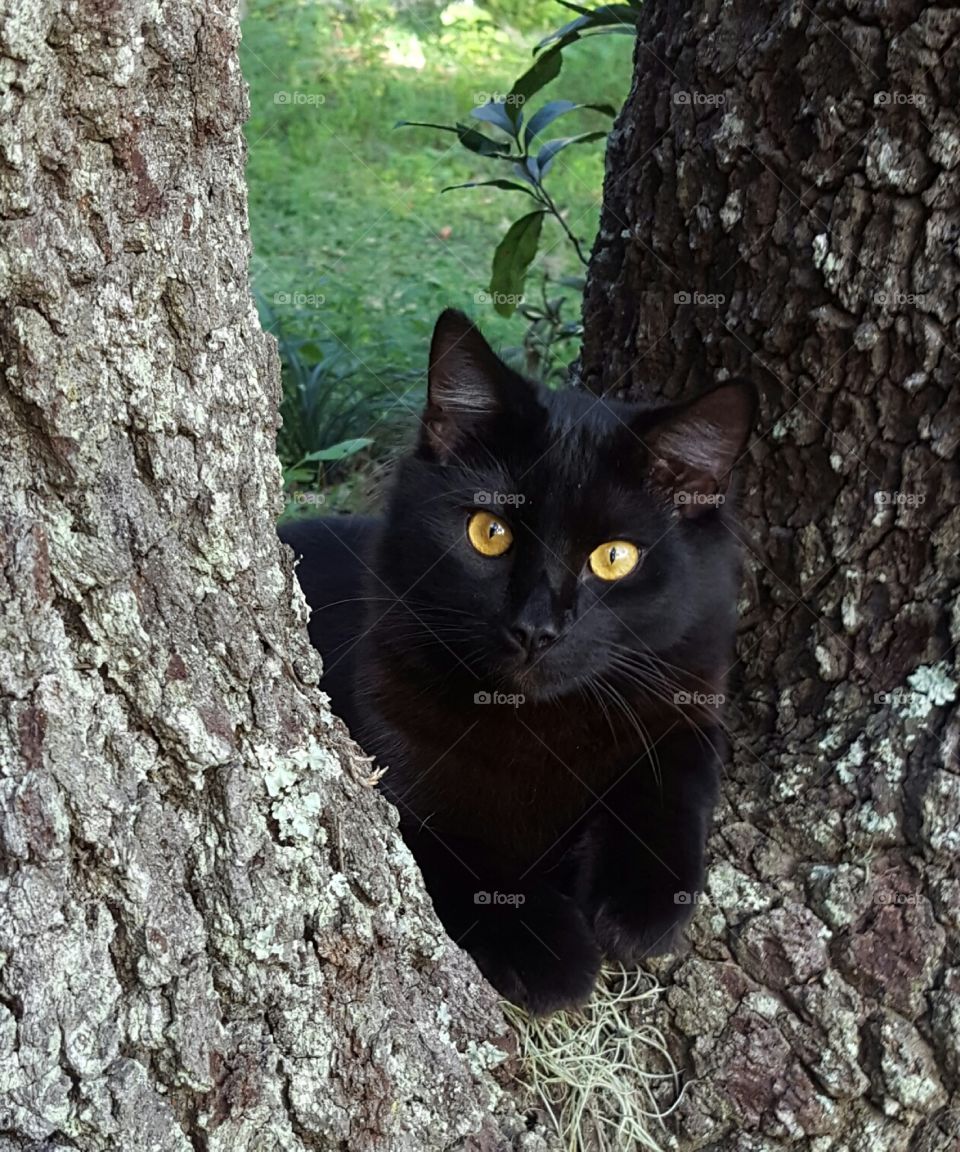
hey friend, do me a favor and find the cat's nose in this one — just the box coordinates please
[509,621,559,658]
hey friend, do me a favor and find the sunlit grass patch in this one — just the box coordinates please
[242,0,633,373]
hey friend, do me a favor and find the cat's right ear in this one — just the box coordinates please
[641,379,757,516]
[423,309,509,461]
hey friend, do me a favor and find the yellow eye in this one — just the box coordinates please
[467,511,514,557]
[588,540,640,581]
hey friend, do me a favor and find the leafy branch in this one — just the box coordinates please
[397,1,642,316]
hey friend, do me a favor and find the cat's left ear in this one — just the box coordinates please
[641,380,757,516]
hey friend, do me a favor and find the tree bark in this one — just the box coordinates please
[0,3,524,1149]
[581,2,960,1149]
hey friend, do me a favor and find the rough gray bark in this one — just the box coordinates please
[581,2,960,1149]
[0,2,529,1148]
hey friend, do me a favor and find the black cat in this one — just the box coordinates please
[280,310,756,1014]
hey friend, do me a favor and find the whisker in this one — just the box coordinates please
[595,675,663,789]
[607,655,726,761]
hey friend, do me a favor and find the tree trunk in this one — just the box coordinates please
[0,3,524,1149]
[580,2,959,1149]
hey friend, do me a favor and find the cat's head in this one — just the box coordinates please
[376,310,756,703]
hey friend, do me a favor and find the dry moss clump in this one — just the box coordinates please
[504,965,684,1152]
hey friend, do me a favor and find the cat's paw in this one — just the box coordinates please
[466,895,602,1015]
[467,940,594,1013]
[592,894,695,965]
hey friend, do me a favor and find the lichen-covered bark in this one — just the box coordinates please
[0,2,525,1148]
[581,2,960,1149]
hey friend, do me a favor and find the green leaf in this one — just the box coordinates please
[490,211,545,318]
[523,99,577,146]
[299,438,373,463]
[536,4,642,52]
[507,46,563,120]
[395,119,456,132]
[470,100,517,137]
[537,130,608,175]
[523,100,617,147]
[454,122,513,156]
[441,178,537,197]
[396,120,512,156]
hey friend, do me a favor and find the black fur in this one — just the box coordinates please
[280,310,755,1014]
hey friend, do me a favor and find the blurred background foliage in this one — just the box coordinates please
[240,0,634,514]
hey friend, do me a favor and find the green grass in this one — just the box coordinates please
[241,0,634,476]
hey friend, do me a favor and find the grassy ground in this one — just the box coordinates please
[240,0,634,500]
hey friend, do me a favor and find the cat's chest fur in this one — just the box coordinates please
[353,645,687,868]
